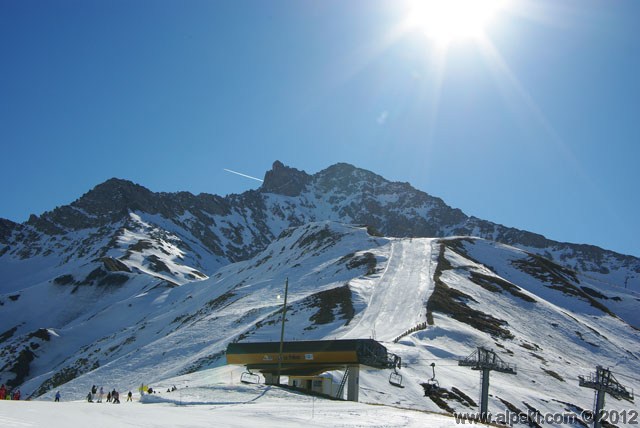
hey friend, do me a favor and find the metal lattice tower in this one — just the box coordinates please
[579,366,634,428]
[459,347,517,420]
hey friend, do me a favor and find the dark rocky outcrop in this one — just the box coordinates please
[261,160,312,196]
[0,218,20,243]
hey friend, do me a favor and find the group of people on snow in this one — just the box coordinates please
[52,384,133,403]
[84,385,132,403]
[0,382,138,403]
[52,382,174,403]
[0,384,20,400]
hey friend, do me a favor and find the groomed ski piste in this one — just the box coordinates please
[2,222,639,427]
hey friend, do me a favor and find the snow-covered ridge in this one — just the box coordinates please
[1,161,637,296]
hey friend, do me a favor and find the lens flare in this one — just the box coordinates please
[406,0,506,45]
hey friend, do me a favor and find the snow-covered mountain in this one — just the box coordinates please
[0,162,638,424]
[2,161,639,295]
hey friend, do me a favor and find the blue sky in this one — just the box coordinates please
[1,0,639,257]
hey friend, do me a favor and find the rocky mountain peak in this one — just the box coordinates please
[320,162,371,178]
[5,161,639,290]
[74,178,153,208]
[260,161,311,196]
[75,178,154,213]
[23,178,162,233]
[0,218,20,244]
[315,162,387,194]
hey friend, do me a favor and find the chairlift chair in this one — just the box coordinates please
[389,370,404,388]
[421,363,439,396]
[240,369,261,384]
[388,354,404,388]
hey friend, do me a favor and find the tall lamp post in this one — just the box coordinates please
[276,277,289,385]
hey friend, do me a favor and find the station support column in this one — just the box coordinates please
[263,373,277,385]
[347,365,360,402]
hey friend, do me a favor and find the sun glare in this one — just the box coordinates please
[406,0,506,45]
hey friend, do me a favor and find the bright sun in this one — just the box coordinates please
[406,0,506,45]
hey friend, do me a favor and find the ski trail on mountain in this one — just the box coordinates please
[341,238,435,342]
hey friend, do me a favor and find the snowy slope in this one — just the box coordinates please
[2,222,391,397]
[0,373,479,428]
[407,238,639,419]
[3,222,635,428]
[339,238,435,341]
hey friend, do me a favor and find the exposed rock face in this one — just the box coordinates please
[261,160,311,196]
[27,178,232,232]
[1,161,639,292]
[0,218,19,244]
[309,162,468,237]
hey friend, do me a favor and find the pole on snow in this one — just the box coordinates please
[276,277,289,385]
[459,347,517,422]
[579,366,634,428]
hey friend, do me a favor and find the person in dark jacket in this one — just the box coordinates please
[127,391,132,402]
[54,391,61,402]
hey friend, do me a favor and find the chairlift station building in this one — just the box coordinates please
[226,339,398,401]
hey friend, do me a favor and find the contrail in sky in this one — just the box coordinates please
[223,168,264,182]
